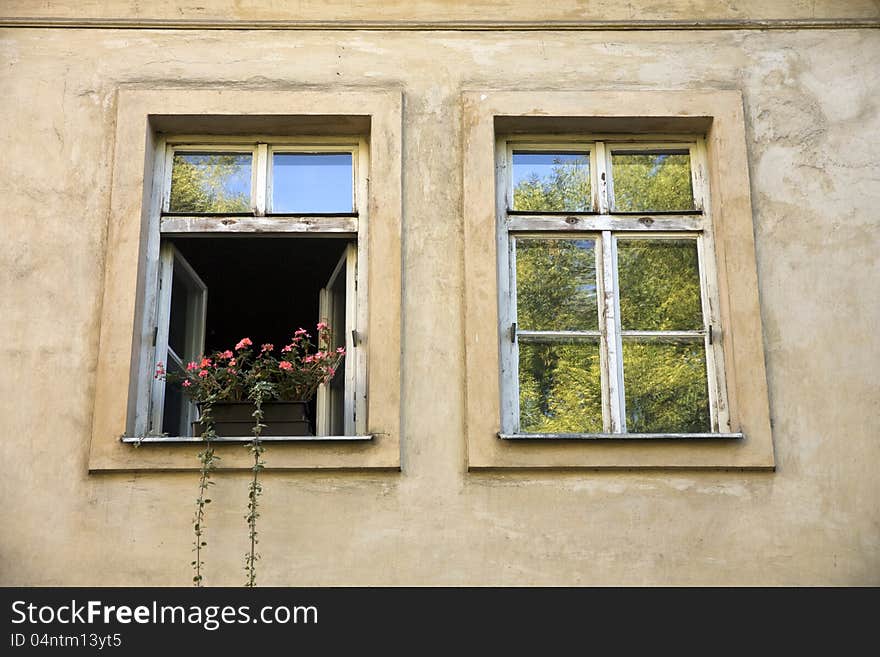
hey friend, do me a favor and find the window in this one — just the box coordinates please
[499,138,734,438]
[88,88,402,471]
[462,89,774,469]
[145,138,366,439]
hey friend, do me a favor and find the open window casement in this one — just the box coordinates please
[317,242,357,437]
[151,243,207,437]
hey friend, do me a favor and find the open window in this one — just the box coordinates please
[151,244,207,437]
[142,138,367,439]
[317,243,357,436]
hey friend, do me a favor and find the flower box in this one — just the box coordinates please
[193,400,312,437]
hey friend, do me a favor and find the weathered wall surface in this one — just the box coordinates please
[1,2,878,584]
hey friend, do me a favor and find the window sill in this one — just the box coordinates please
[499,432,743,441]
[121,434,373,444]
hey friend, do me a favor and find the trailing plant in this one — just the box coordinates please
[157,324,345,586]
[192,396,219,587]
[244,380,273,587]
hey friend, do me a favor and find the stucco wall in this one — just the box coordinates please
[1,2,878,585]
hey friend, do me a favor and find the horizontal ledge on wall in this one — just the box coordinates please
[499,432,744,440]
[121,435,374,443]
[1,18,878,31]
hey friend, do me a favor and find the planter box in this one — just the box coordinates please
[192,400,313,437]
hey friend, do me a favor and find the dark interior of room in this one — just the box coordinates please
[170,235,351,354]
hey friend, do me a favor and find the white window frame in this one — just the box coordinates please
[135,135,369,440]
[498,135,734,439]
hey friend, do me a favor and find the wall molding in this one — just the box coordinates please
[1,17,878,31]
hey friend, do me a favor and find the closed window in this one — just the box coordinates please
[499,139,734,438]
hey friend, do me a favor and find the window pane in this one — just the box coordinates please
[169,153,252,213]
[272,153,353,213]
[161,357,185,436]
[622,341,710,433]
[519,342,603,433]
[516,238,598,331]
[618,239,703,331]
[168,269,188,357]
[611,151,694,212]
[512,152,591,212]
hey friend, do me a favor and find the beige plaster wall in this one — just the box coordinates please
[1,10,878,584]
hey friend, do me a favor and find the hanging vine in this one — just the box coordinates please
[244,380,273,587]
[192,394,220,587]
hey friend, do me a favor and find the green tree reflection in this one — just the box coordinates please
[169,154,251,213]
[514,155,710,433]
[612,153,694,212]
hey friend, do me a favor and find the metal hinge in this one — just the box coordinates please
[510,322,517,342]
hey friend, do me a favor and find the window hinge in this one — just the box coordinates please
[152,326,158,346]
[708,325,714,345]
[351,329,359,347]
[510,322,517,342]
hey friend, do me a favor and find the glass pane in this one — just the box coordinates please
[618,239,703,331]
[161,357,185,436]
[611,151,694,212]
[169,153,252,213]
[272,153,353,213]
[519,342,603,433]
[516,238,598,331]
[622,341,710,433]
[168,270,188,357]
[512,152,591,212]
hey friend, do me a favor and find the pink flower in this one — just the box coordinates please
[228,368,236,374]
[279,361,293,371]
[235,337,253,351]
[336,347,346,354]
[199,357,212,368]
[182,380,192,388]
[316,322,328,331]
[155,362,165,377]
[228,358,236,366]
[303,355,314,364]
[281,345,293,353]
[218,350,234,360]
[198,370,209,378]
[327,366,336,377]
[261,343,274,353]
[186,361,199,371]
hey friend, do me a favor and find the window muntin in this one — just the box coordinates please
[501,138,728,437]
[146,138,366,439]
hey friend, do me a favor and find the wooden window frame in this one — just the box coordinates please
[499,137,734,439]
[137,137,369,441]
[462,89,775,469]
